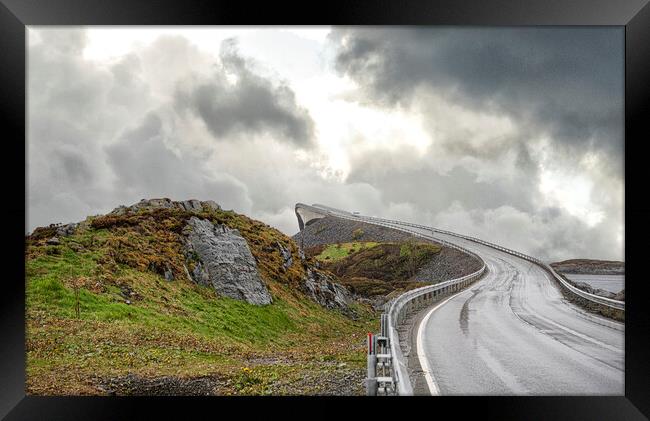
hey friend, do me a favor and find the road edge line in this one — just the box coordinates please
[416,291,466,396]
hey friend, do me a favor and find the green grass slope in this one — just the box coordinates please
[26,206,376,395]
[315,242,380,262]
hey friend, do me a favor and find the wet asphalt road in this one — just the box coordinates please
[397,224,624,395]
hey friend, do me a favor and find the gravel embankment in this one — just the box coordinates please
[279,367,365,395]
[293,215,482,282]
[293,215,416,247]
[412,247,483,282]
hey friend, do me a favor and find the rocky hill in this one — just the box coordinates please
[26,198,376,396]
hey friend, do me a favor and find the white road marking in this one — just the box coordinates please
[515,307,623,354]
[417,291,467,396]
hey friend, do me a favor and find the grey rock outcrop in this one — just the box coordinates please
[56,222,78,237]
[276,241,293,271]
[302,268,353,316]
[184,217,272,305]
[111,198,221,215]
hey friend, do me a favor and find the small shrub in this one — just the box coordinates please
[352,228,364,240]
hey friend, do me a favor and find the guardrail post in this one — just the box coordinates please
[366,332,378,396]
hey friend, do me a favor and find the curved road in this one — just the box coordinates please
[399,225,624,395]
[300,204,625,395]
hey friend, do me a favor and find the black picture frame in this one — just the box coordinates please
[2,0,649,419]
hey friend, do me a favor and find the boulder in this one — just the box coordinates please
[202,200,221,212]
[302,267,353,316]
[179,199,202,212]
[184,217,272,305]
[56,222,78,237]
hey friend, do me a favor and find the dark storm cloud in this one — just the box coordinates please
[332,27,624,161]
[175,40,315,147]
[331,27,624,260]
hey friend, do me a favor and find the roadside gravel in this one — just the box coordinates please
[96,366,366,396]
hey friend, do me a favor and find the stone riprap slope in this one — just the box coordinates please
[293,215,482,282]
[293,216,415,248]
[412,247,483,282]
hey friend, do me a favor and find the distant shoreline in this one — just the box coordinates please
[550,259,624,276]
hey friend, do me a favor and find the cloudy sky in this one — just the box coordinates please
[27,26,624,262]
